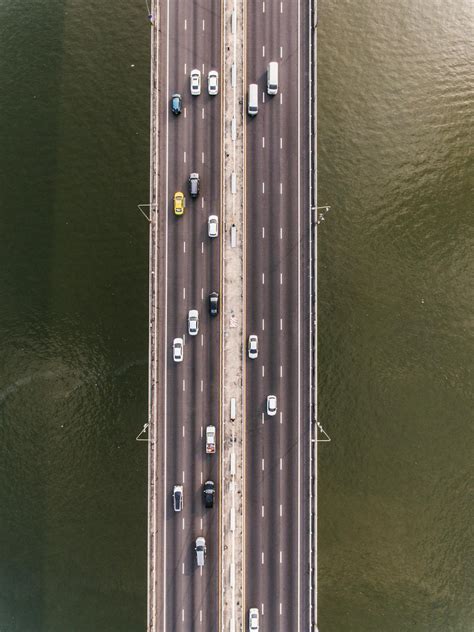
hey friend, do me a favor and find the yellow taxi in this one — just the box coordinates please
[173,191,185,216]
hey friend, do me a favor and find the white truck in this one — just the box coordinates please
[206,425,216,454]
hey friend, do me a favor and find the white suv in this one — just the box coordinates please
[188,309,199,336]
[248,607,259,631]
[248,334,258,359]
[208,215,218,238]
[195,536,206,566]
[266,395,277,416]
[208,70,219,95]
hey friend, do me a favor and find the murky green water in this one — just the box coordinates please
[0,0,472,630]
[318,1,474,631]
[0,2,149,630]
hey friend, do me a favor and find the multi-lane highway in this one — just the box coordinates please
[244,0,311,629]
[152,1,222,630]
[149,0,313,630]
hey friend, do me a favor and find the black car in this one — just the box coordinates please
[209,292,219,317]
[171,93,182,115]
[203,480,215,508]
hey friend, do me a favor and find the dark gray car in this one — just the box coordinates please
[209,292,219,317]
[189,172,200,198]
[203,480,215,508]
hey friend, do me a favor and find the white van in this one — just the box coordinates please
[267,62,278,95]
[248,83,258,116]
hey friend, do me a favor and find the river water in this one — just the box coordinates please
[317,1,473,631]
[0,0,472,631]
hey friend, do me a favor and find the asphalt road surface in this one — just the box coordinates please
[154,1,222,630]
[244,0,311,630]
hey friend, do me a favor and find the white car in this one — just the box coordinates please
[208,215,218,238]
[172,337,183,362]
[195,536,206,567]
[188,309,199,336]
[208,70,219,95]
[248,334,258,359]
[266,395,277,416]
[206,425,216,454]
[190,69,201,96]
[172,485,183,512]
[248,607,259,631]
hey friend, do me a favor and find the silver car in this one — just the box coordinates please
[190,69,201,95]
[172,337,183,362]
[266,395,277,416]
[188,309,199,336]
[172,485,183,512]
[195,536,206,567]
[248,334,258,359]
[208,70,219,95]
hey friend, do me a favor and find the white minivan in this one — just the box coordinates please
[248,83,258,116]
[267,61,278,95]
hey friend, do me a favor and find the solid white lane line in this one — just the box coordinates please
[262,226,265,238]
[262,136,265,148]
[262,273,265,285]
[262,45,265,57]
[262,318,265,330]
[184,151,186,163]
[297,0,302,625]
[262,181,265,194]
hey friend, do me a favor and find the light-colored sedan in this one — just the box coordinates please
[208,70,219,95]
[188,309,199,336]
[248,607,259,631]
[248,334,258,359]
[172,337,183,362]
[266,395,277,416]
[208,214,218,238]
[190,69,201,95]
